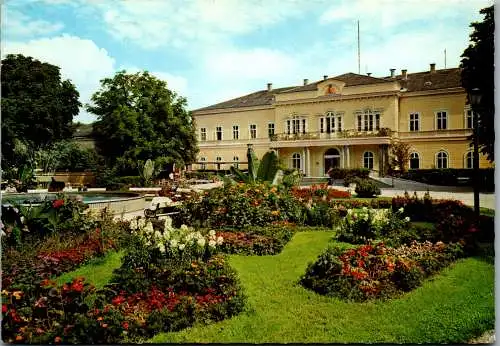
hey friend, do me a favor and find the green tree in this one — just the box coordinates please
[1,54,81,169]
[460,5,494,162]
[88,71,198,173]
[390,141,411,172]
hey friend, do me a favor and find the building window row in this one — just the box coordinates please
[408,151,474,169]
[408,108,475,132]
[200,124,273,141]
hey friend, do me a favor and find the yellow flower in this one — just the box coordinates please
[12,291,23,300]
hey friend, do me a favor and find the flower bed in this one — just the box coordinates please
[215,225,295,255]
[290,184,350,201]
[335,207,414,247]
[300,241,464,301]
[2,218,246,344]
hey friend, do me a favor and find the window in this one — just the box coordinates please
[200,157,207,170]
[436,111,447,130]
[232,125,239,140]
[292,153,301,170]
[216,156,222,170]
[409,152,420,169]
[249,124,257,139]
[363,152,374,169]
[436,151,448,169]
[465,151,473,169]
[200,128,207,141]
[409,113,419,131]
[466,108,474,129]
[321,112,342,133]
[287,116,306,134]
[357,111,381,131]
[268,123,275,137]
[233,156,239,168]
[216,126,223,141]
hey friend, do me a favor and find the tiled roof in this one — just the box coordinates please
[385,68,462,92]
[193,68,463,112]
[193,86,297,112]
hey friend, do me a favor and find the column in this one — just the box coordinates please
[344,145,350,168]
[306,147,311,176]
[302,148,306,175]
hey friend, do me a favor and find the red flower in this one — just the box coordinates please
[71,281,84,293]
[112,296,126,306]
[2,304,7,313]
[54,336,62,343]
[122,322,129,330]
[52,199,64,208]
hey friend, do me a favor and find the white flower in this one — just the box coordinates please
[362,207,368,211]
[138,218,146,229]
[154,230,162,239]
[145,240,151,246]
[13,208,19,213]
[170,239,178,248]
[178,244,186,251]
[195,231,203,239]
[164,217,173,230]
[208,240,216,248]
[180,224,189,232]
[217,236,224,245]
[145,222,154,234]
[130,219,138,230]
[363,215,369,221]
[405,216,410,222]
[399,207,404,213]
[209,230,216,237]
[163,231,170,240]
[158,243,166,253]
[186,233,194,241]
[20,216,25,224]
[197,238,206,247]
[347,209,353,215]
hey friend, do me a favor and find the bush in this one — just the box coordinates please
[354,179,381,198]
[397,168,494,191]
[300,241,464,301]
[291,185,351,201]
[215,225,296,255]
[117,176,143,187]
[335,207,412,246]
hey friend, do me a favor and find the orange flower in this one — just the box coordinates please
[54,336,62,343]
[15,335,23,342]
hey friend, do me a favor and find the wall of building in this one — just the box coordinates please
[399,93,467,131]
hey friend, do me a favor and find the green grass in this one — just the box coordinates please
[480,207,495,217]
[149,232,494,344]
[56,251,123,289]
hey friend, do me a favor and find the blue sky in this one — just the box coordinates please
[2,0,492,123]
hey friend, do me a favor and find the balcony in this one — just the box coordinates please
[270,128,392,141]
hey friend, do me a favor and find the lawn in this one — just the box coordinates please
[57,231,494,344]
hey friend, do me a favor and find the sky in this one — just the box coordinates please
[1,0,493,123]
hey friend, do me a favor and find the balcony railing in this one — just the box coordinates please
[269,128,392,141]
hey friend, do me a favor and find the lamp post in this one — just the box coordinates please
[469,88,482,220]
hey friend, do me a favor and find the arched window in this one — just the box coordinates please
[436,151,448,169]
[409,152,420,169]
[292,153,301,170]
[363,152,374,169]
[216,156,222,170]
[200,157,207,170]
[465,151,473,169]
[233,156,239,169]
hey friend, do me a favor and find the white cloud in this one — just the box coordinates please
[2,35,116,123]
[2,8,64,37]
[88,0,310,49]
[119,66,189,97]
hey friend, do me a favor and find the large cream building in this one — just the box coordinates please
[191,64,491,177]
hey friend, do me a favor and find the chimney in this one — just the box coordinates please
[402,69,407,80]
[323,75,328,80]
[430,63,436,73]
[367,72,372,77]
[303,78,309,86]
[390,68,396,78]
[267,83,272,91]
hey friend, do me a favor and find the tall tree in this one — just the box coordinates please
[88,71,198,173]
[460,5,494,162]
[1,54,81,169]
[390,141,411,172]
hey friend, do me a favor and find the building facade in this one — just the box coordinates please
[191,64,491,176]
